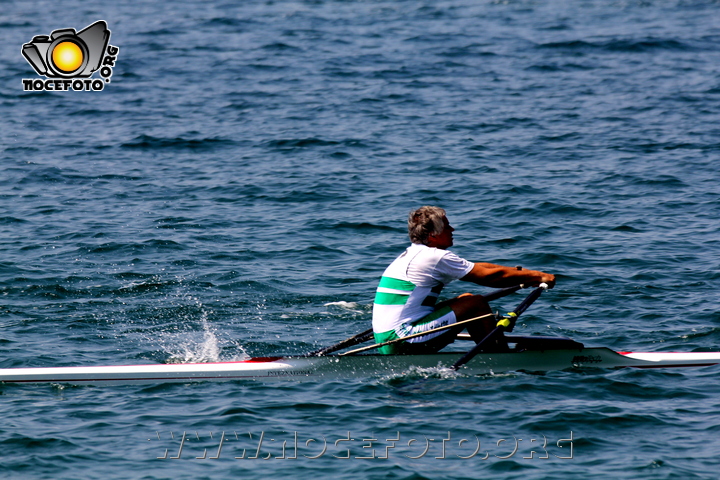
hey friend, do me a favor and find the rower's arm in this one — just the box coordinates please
[461,262,556,289]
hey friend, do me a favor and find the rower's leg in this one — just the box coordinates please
[401,295,500,354]
[442,294,496,343]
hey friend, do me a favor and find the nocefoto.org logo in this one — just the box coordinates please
[21,20,120,92]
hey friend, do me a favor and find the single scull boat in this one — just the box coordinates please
[3,286,716,385]
[1,335,718,385]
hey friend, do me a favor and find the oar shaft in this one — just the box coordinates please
[305,328,374,357]
[451,326,504,370]
[513,285,545,315]
[482,284,525,302]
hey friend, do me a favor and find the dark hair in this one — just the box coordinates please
[408,206,446,245]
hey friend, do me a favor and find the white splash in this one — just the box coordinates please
[165,312,249,364]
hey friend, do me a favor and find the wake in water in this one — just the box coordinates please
[382,364,520,387]
[323,300,366,313]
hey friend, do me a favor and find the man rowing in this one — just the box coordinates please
[372,206,556,354]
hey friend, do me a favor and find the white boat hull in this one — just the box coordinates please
[1,348,719,385]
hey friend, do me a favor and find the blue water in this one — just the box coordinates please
[2,0,720,478]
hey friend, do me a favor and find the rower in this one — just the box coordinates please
[372,206,555,354]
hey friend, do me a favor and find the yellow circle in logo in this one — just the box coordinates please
[52,41,84,73]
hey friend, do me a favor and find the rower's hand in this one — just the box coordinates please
[538,273,555,289]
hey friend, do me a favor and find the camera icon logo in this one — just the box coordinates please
[22,21,120,92]
[22,20,110,78]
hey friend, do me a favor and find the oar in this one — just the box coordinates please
[451,283,548,371]
[478,284,526,302]
[305,284,526,357]
[304,329,374,357]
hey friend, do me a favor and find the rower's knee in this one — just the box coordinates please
[450,294,491,320]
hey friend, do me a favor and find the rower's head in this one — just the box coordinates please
[408,206,454,249]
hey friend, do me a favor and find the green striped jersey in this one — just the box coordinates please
[372,243,473,337]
